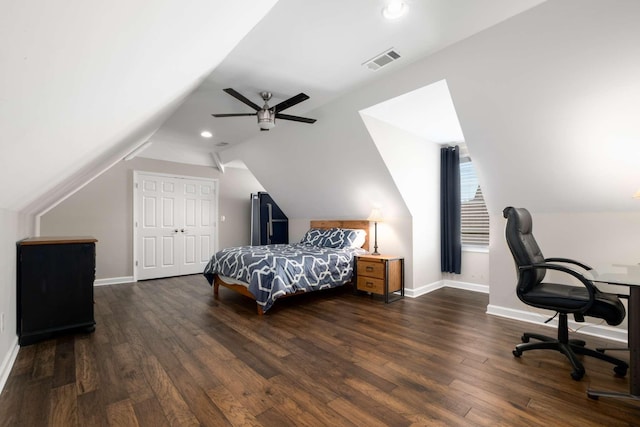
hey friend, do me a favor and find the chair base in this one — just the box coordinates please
[512,315,629,381]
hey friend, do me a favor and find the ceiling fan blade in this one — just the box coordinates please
[273,93,310,112]
[223,88,261,111]
[275,113,316,124]
[212,113,256,117]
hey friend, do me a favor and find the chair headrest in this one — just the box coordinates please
[503,206,533,234]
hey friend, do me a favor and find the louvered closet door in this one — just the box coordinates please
[135,173,217,280]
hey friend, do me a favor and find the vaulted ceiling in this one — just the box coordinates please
[5,0,640,223]
[143,0,546,164]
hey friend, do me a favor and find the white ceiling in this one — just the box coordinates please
[360,79,464,143]
[146,0,546,162]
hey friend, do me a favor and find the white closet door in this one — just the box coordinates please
[137,175,181,280]
[135,172,217,280]
[179,178,216,275]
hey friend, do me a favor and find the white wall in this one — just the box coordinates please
[41,158,264,280]
[444,250,490,287]
[360,115,442,290]
[0,209,31,392]
[491,211,640,311]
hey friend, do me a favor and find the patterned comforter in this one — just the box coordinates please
[203,243,367,312]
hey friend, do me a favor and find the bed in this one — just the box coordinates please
[203,220,370,314]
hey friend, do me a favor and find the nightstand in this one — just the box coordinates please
[356,255,404,303]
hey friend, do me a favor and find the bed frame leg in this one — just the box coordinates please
[213,282,219,297]
[256,305,264,315]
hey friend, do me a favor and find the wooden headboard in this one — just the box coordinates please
[309,220,370,251]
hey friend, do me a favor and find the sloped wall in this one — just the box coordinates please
[1,0,277,212]
[360,115,441,290]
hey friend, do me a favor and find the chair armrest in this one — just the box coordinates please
[519,262,597,311]
[545,257,593,271]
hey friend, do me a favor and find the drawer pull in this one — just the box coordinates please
[365,266,374,272]
[366,281,374,288]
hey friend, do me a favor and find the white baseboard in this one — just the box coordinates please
[407,282,627,344]
[94,276,134,286]
[487,304,628,344]
[405,280,444,298]
[443,279,490,294]
[406,279,489,298]
[0,337,19,395]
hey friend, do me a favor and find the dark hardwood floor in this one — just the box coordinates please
[1,275,638,426]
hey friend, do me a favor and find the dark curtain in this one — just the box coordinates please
[441,146,461,274]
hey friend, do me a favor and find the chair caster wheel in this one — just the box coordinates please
[614,365,628,377]
[571,369,584,381]
[521,335,530,343]
[513,348,522,357]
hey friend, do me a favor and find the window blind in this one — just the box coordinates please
[460,160,489,246]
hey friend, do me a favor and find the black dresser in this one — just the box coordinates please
[17,236,97,345]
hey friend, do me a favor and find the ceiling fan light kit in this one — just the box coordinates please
[212,88,316,131]
[257,109,275,130]
[257,92,275,130]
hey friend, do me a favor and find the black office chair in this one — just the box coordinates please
[503,207,628,380]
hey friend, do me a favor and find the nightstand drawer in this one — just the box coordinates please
[355,255,405,303]
[357,276,385,294]
[358,260,385,279]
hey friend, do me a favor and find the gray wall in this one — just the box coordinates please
[40,157,264,280]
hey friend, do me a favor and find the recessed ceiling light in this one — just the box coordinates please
[382,1,408,20]
[200,131,213,138]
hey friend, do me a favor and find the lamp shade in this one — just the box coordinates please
[368,208,383,222]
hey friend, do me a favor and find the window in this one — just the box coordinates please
[460,158,489,246]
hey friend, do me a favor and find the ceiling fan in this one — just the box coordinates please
[212,88,316,131]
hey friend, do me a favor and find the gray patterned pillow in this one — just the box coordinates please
[300,228,333,246]
[321,228,366,249]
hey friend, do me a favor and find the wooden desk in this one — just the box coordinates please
[587,265,640,401]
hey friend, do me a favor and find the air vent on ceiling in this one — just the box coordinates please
[363,48,401,71]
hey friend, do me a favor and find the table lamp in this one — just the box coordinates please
[367,208,383,255]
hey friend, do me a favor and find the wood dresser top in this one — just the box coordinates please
[18,236,98,245]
